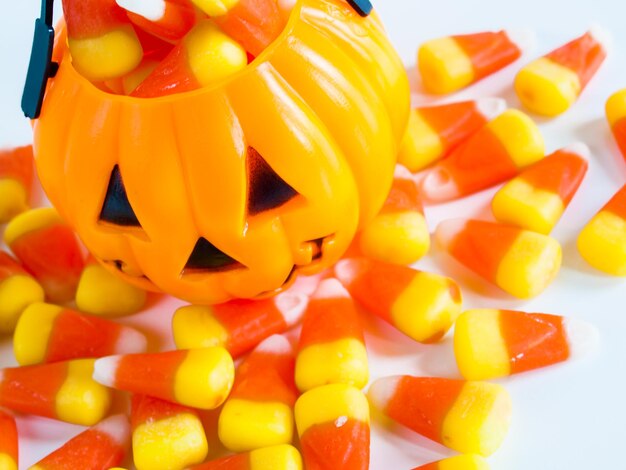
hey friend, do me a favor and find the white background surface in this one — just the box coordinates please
[1,1,626,469]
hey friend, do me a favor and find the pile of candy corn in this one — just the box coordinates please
[62,0,296,97]
[4,7,626,469]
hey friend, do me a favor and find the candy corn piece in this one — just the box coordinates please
[117,0,197,42]
[132,20,247,97]
[202,0,285,57]
[0,359,111,426]
[516,29,608,117]
[0,251,44,333]
[419,109,545,202]
[455,309,598,381]
[0,410,18,470]
[219,335,297,451]
[75,261,147,317]
[436,219,562,299]
[413,455,489,470]
[334,258,462,343]
[357,167,430,265]
[4,208,86,303]
[398,98,506,172]
[492,144,589,234]
[578,184,626,275]
[132,394,208,470]
[295,279,368,392]
[295,384,370,470]
[606,89,626,161]
[29,414,130,470]
[13,302,147,366]
[369,376,511,456]
[418,30,530,94]
[189,444,303,470]
[94,348,234,409]
[0,145,33,224]
[120,59,160,95]
[172,292,307,358]
[62,0,143,80]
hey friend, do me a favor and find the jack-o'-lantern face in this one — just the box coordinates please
[32,0,410,304]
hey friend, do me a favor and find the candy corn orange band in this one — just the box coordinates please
[0,411,18,465]
[0,252,27,283]
[613,119,626,159]
[125,1,197,42]
[189,445,302,470]
[299,297,364,348]
[546,31,606,89]
[0,146,33,190]
[132,45,199,97]
[131,394,197,430]
[300,420,369,469]
[231,362,296,405]
[603,184,626,220]
[63,0,132,38]
[418,101,489,150]
[453,31,521,80]
[379,178,423,215]
[190,453,249,470]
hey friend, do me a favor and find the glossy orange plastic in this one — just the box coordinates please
[33,0,410,304]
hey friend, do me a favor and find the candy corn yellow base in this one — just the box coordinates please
[454,310,510,380]
[219,399,294,451]
[492,179,564,234]
[0,454,17,470]
[0,179,28,224]
[191,0,240,16]
[295,338,369,391]
[172,306,228,350]
[0,275,44,333]
[397,110,444,171]
[359,211,430,266]
[606,89,626,126]
[437,454,490,470]
[55,359,112,426]
[418,37,474,94]
[578,211,626,275]
[13,303,59,366]
[249,445,303,470]
[496,232,562,298]
[487,110,545,167]
[515,58,581,117]
[441,382,512,456]
[133,413,208,470]
[3,207,61,247]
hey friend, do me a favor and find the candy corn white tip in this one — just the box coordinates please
[278,0,297,10]
[275,293,308,327]
[476,97,508,120]
[255,334,293,355]
[93,355,122,387]
[115,327,148,355]
[367,376,402,410]
[312,278,350,300]
[94,414,131,446]
[588,24,612,51]
[394,164,414,179]
[562,142,591,159]
[565,318,600,360]
[333,259,361,287]
[420,168,461,202]
[116,0,166,21]
[435,219,468,250]
[505,28,537,52]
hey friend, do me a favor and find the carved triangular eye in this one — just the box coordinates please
[184,237,243,273]
[100,165,141,227]
[248,147,298,216]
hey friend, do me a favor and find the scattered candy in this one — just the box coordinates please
[93,347,234,409]
[132,20,247,97]
[418,30,529,94]
[117,0,197,43]
[577,184,626,275]
[188,444,303,470]
[75,261,148,317]
[515,28,607,116]
[419,109,545,203]
[0,251,44,334]
[492,144,589,234]
[4,208,86,303]
[119,59,160,95]
[398,98,506,172]
[13,302,147,366]
[295,279,368,392]
[295,384,370,470]
[29,414,130,469]
[219,335,297,451]
[436,219,562,298]
[0,359,111,426]
[62,0,143,80]
[368,376,511,456]
[357,167,430,265]
[454,309,597,380]
[412,454,489,470]
[172,292,307,358]
[0,410,18,470]
[606,89,626,162]
[0,145,33,224]
[132,394,208,470]
[334,258,462,343]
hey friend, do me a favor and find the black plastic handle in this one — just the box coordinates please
[22,0,57,119]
